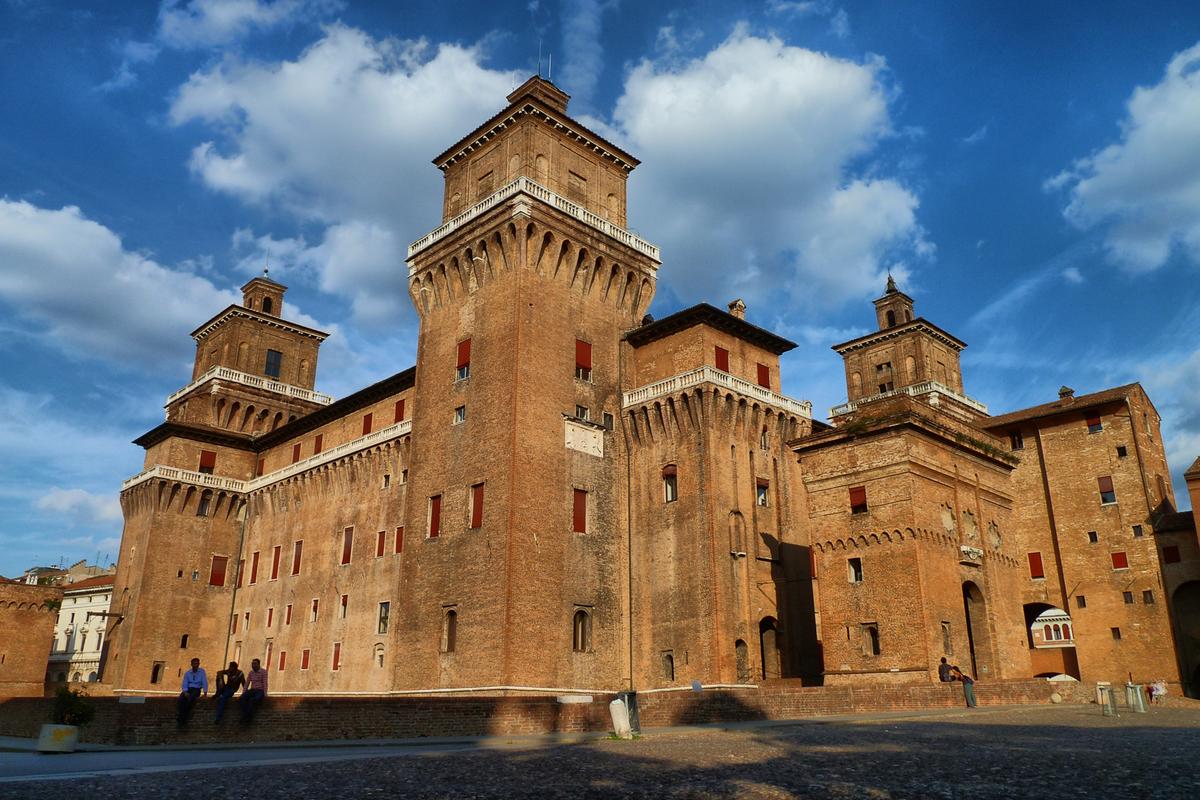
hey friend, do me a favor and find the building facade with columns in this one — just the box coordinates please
[102,77,1199,698]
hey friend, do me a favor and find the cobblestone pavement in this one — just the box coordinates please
[4,705,1199,799]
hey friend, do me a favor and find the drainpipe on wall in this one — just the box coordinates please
[222,493,252,667]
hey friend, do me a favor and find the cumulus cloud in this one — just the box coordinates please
[0,199,238,364]
[169,24,522,325]
[158,0,342,49]
[604,27,927,308]
[36,488,122,525]
[1049,41,1200,272]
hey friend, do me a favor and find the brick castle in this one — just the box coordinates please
[99,76,1200,698]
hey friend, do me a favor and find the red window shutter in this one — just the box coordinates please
[249,552,259,584]
[314,434,323,454]
[756,363,770,389]
[199,450,217,471]
[1164,545,1181,563]
[1086,415,1101,428]
[285,604,292,625]
[572,489,588,533]
[278,651,287,671]
[471,483,484,528]
[395,526,404,554]
[1111,551,1129,570]
[209,556,228,587]
[256,458,265,477]
[291,443,301,463]
[332,643,341,671]
[271,545,281,580]
[237,559,245,588]
[429,495,442,538]
[341,528,353,565]
[301,649,309,670]
[457,338,472,369]
[1028,552,1045,579]
[575,339,592,370]
[394,398,406,423]
[292,541,303,575]
[362,413,373,435]
[232,614,238,634]
[849,486,867,507]
[662,464,677,478]
[1098,476,1114,493]
[376,530,385,557]
[715,346,729,372]
[267,608,274,627]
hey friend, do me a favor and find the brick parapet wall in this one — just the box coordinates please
[0,679,1137,746]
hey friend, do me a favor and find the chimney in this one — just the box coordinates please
[1058,386,1075,401]
[728,299,746,320]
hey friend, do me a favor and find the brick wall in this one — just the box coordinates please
[0,583,61,697]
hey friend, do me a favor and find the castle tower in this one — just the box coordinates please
[401,76,660,690]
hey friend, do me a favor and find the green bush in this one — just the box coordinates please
[51,687,95,727]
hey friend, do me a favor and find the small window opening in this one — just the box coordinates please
[456,338,471,380]
[848,557,864,583]
[849,485,868,514]
[442,608,458,653]
[575,339,592,381]
[572,609,591,653]
[861,623,881,656]
[264,349,282,379]
[663,464,678,503]
[180,634,189,649]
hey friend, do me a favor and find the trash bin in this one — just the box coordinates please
[618,690,640,733]
[1126,683,1147,713]
[1099,685,1119,717]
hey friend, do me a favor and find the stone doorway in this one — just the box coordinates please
[760,617,780,680]
[962,582,993,679]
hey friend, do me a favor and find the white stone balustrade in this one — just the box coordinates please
[623,366,812,419]
[407,177,660,263]
[830,380,988,418]
[165,366,334,408]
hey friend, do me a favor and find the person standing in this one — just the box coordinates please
[213,661,246,723]
[951,666,977,708]
[177,657,208,726]
[240,658,268,724]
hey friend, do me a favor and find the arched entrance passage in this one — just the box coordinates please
[962,582,994,679]
[1173,581,1200,698]
[735,640,750,683]
[760,617,780,680]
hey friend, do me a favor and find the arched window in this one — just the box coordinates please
[662,464,678,503]
[760,425,769,449]
[374,643,385,668]
[662,651,675,681]
[572,609,591,652]
[262,297,273,314]
[197,490,212,518]
[904,309,912,322]
[1062,624,1071,640]
[886,309,896,327]
[1043,624,1052,641]
[87,671,98,682]
[735,640,750,683]
[441,608,457,653]
[72,672,81,682]
[1052,624,1062,641]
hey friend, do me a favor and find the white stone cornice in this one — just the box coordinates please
[622,366,813,419]
[407,177,660,264]
[192,307,329,344]
[830,380,988,418]
[166,365,334,408]
[833,322,965,354]
[121,420,413,495]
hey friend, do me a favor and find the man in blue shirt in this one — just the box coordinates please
[176,657,208,726]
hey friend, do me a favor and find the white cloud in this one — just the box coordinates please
[157,0,342,49]
[604,27,927,309]
[1050,41,1200,272]
[960,124,988,146]
[98,39,161,92]
[0,199,238,364]
[1061,266,1083,284]
[36,488,122,525]
[169,24,522,326]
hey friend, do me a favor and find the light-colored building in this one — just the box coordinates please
[48,574,115,684]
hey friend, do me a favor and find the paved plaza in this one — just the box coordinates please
[2,704,1198,798]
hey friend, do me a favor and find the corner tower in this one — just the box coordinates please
[402,76,660,691]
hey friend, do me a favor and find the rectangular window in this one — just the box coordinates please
[1009,431,1024,451]
[756,363,770,389]
[715,346,729,372]
[332,642,342,671]
[232,614,238,634]
[1132,525,1143,538]
[249,551,260,584]
[575,404,590,421]
[209,555,228,587]
[198,450,217,474]
[310,598,319,622]
[339,594,348,619]
[256,458,265,477]
[394,398,406,423]
[849,486,868,514]
[1116,445,1128,458]
[1111,627,1122,640]
[756,478,770,507]
[292,540,303,575]
[265,349,282,379]
[848,557,864,583]
[301,649,310,670]
[1076,595,1087,609]
[285,604,292,625]
[382,473,391,489]
[1164,545,1181,563]
[575,339,592,381]
[267,607,274,627]
[1088,531,1099,543]
[861,622,881,656]
[1123,591,1134,604]
[237,559,245,588]
[1028,552,1045,579]
[395,526,404,554]
[314,434,323,454]
[1143,590,1155,604]
[341,527,354,565]
[429,494,442,538]
[376,530,386,557]
[603,412,614,430]
[470,483,485,529]
[378,602,390,634]
[278,651,287,671]
[454,405,467,424]
[663,464,678,503]
[1111,551,1129,570]
[270,545,281,580]
[362,413,373,436]
[1086,414,1103,433]
[291,443,301,463]
[572,488,588,534]
[456,338,472,380]
[1098,476,1116,504]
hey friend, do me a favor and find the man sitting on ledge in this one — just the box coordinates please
[240,658,268,725]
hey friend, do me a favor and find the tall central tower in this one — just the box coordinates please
[402,77,660,689]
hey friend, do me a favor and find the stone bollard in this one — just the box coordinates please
[609,698,633,739]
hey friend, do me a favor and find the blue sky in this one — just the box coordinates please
[2,0,1200,577]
